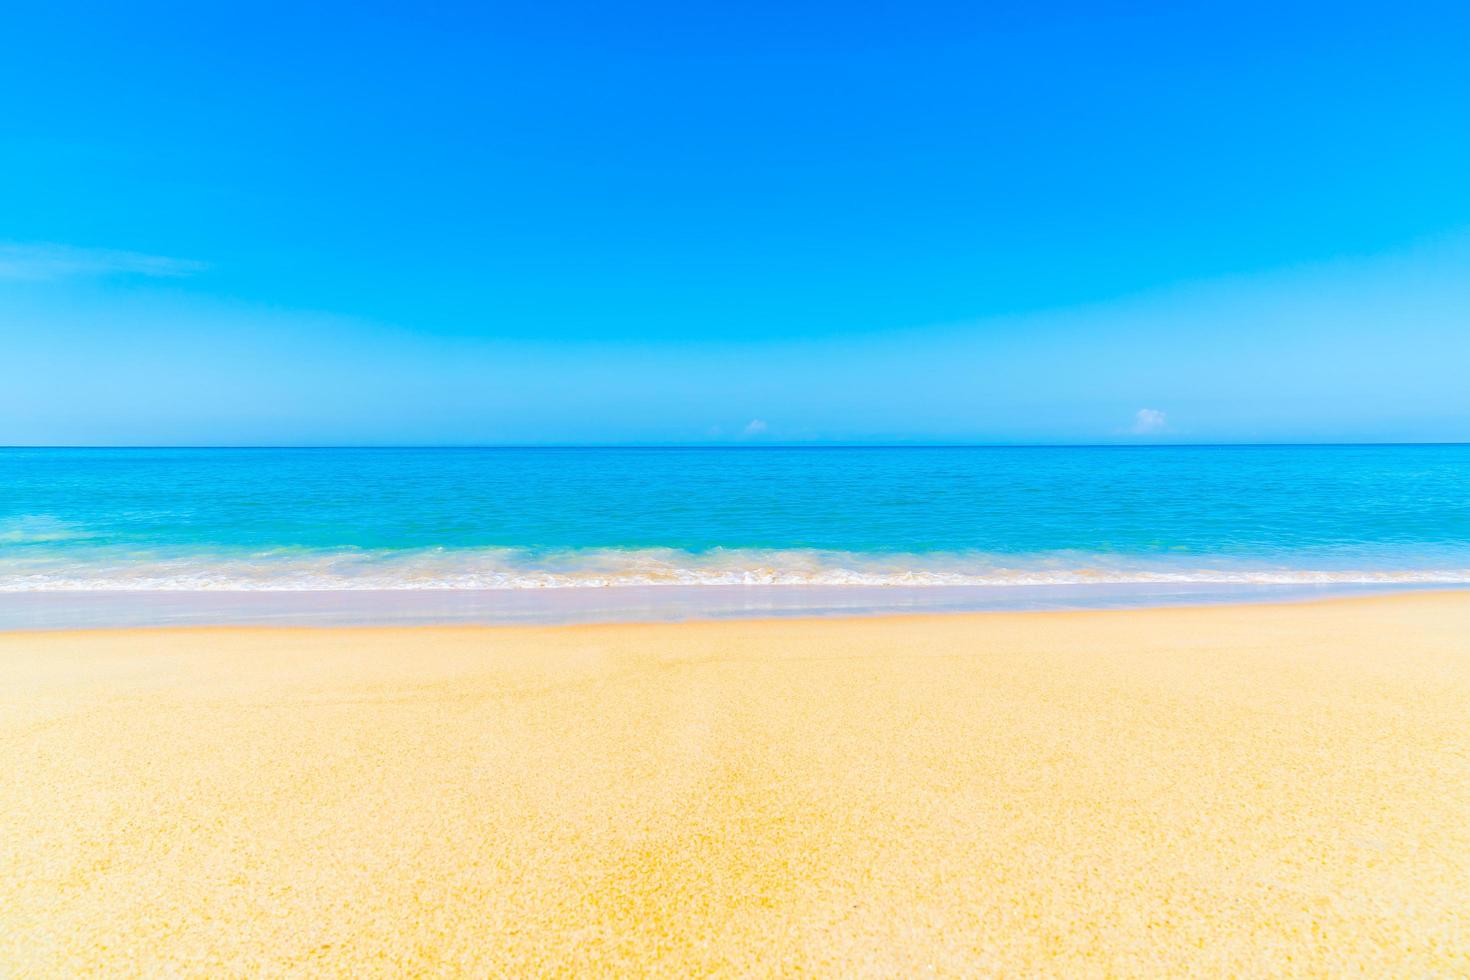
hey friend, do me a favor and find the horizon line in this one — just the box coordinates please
[3,442,1469,451]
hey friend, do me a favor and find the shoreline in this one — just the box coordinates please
[4,591,1469,973]
[2,580,1465,631]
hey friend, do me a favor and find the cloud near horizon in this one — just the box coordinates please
[1130,409,1168,435]
[0,242,206,281]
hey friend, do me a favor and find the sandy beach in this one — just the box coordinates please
[3,593,1468,976]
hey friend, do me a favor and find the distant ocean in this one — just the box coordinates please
[3,446,1469,626]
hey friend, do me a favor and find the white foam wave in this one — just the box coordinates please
[2,546,1469,591]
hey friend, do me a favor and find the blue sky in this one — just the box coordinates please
[3,1,1469,444]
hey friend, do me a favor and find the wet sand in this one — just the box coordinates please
[3,593,1468,975]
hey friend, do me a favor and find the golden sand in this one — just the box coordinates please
[2,593,1469,976]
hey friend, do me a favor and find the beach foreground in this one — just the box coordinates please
[3,595,1468,976]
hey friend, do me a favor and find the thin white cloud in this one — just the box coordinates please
[0,242,206,281]
[740,418,768,437]
[1129,408,1167,434]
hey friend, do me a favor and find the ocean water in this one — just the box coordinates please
[2,446,1468,624]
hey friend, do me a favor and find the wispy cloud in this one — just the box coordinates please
[1129,408,1167,434]
[740,418,768,438]
[0,242,206,281]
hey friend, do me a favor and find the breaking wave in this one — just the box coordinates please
[3,545,1469,591]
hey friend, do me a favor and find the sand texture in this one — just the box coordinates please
[2,593,1469,976]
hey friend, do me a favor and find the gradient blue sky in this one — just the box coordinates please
[3,1,1469,445]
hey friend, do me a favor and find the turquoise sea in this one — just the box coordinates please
[2,446,1469,624]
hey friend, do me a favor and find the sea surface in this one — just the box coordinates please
[2,445,1468,626]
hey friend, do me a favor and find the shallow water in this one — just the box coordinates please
[3,445,1468,624]
[1,583,1460,630]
